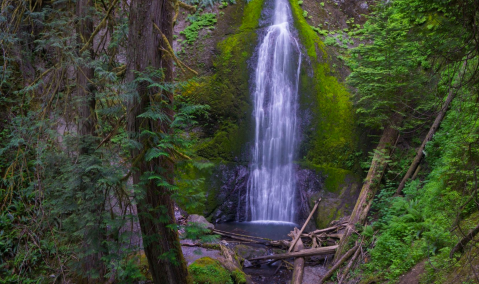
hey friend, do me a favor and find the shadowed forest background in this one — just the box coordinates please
[1,0,479,283]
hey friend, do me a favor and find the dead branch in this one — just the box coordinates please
[320,244,359,284]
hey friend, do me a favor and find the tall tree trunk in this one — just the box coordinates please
[396,61,467,195]
[76,1,106,282]
[126,1,191,283]
[77,0,96,142]
[335,113,402,260]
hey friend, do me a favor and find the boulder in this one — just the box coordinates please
[303,165,361,228]
[187,214,215,230]
[234,244,267,259]
[188,257,232,284]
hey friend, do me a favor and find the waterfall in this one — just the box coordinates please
[246,0,302,223]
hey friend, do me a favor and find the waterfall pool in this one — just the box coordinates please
[215,221,298,241]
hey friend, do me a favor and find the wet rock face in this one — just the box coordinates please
[206,163,327,226]
[203,160,359,228]
[205,163,250,223]
[296,167,325,225]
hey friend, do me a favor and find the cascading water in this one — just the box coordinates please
[246,0,302,223]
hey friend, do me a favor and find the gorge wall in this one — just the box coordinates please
[174,0,373,228]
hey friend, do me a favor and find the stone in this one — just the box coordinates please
[234,244,267,260]
[302,265,328,284]
[187,214,215,230]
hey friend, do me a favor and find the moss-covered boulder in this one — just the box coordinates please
[305,164,361,228]
[188,257,233,284]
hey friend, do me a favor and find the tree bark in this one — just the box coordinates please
[291,229,305,284]
[396,61,467,195]
[76,1,106,281]
[126,1,191,283]
[76,0,96,141]
[335,113,402,260]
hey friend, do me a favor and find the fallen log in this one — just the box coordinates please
[291,228,305,284]
[320,245,358,284]
[396,61,468,196]
[335,113,402,261]
[275,198,322,273]
[212,230,264,244]
[289,198,322,253]
[213,229,272,241]
[249,245,338,261]
[450,223,479,258]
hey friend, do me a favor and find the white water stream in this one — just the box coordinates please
[246,0,302,223]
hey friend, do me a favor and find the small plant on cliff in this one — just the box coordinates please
[181,13,217,44]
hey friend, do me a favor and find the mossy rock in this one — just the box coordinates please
[305,164,361,228]
[188,257,234,284]
[231,268,247,284]
[288,0,357,169]
[187,0,266,162]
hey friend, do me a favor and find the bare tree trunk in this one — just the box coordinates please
[396,61,467,195]
[335,113,402,260]
[76,0,96,141]
[126,1,191,283]
[76,1,106,282]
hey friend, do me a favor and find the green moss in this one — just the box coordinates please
[196,122,243,161]
[188,257,233,284]
[239,0,265,32]
[231,269,247,284]
[289,0,356,169]
[288,0,326,58]
[189,0,265,162]
[308,163,350,193]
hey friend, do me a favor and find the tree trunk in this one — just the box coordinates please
[126,1,191,283]
[335,113,402,260]
[396,61,467,195]
[76,0,96,141]
[76,1,106,281]
[450,223,479,258]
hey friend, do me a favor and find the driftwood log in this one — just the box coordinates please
[275,198,322,273]
[249,245,338,261]
[291,228,305,284]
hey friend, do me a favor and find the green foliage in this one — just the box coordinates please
[181,13,217,45]
[182,222,220,243]
[359,91,479,281]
